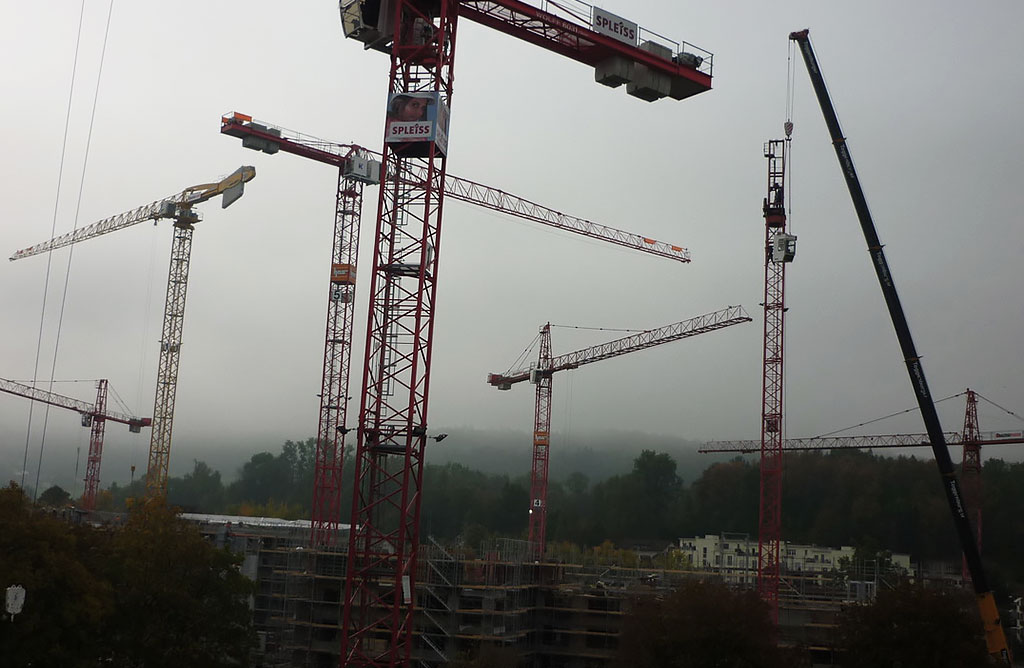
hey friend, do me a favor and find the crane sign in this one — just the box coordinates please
[10,167,256,499]
[488,306,752,558]
[337,2,713,662]
[0,377,150,510]
[221,111,691,549]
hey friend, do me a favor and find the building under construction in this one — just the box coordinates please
[190,515,955,667]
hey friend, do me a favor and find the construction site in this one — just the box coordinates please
[191,512,959,667]
[4,1,1023,667]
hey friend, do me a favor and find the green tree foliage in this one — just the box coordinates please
[836,582,988,668]
[979,459,1024,590]
[0,486,255,666]
[420,463,529,542]
[37,484,72,507]
[97,498,255,666]
[168,460,225,512]
[0,485,112,666]
[89,439,1024,588]
[224,438,331,516]
[615,579,803,668]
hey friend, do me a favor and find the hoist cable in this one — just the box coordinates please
[31,0,116,499]
[22,0,87,494]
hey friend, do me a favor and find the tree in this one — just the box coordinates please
[0,484,113,666]
[836,582,988,668]
[37,484,71,507]
[616,579,801,668]
[168,460,225,512]
[97,498,256,666]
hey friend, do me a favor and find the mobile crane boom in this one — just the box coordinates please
[790,28,1012,663]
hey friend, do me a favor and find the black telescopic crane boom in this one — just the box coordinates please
[790,28,1012,664]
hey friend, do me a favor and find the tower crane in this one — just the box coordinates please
[487,306,752,559]
[0,377,151,510]
[221,111,690,549]
[758,136,796,623]
[702,389,1024,585]
[337,2,713,662]
[790,28,1012,663]
[10,166,256,499]
[700,390,1024,454]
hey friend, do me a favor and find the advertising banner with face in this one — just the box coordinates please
[385,91,450,155]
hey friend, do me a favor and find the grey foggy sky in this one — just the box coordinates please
[2,1,1023,489]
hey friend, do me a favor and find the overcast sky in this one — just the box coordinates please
[2,1,1023,490]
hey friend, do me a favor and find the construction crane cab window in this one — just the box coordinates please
[340,0,395,51]
[772,234,796,263]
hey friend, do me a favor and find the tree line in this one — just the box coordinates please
[51,438,1024,590]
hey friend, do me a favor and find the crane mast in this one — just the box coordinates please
[790,28,1011,663]
[489,306,752,557]
[224,112,378,548]
[0,377,150,509]
[758,137,794,623]
[338,1,713,663]
[339,4,459,664]
[11,167,256,499]
[961,389,982,583]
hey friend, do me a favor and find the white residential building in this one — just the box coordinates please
[676,533,912,586]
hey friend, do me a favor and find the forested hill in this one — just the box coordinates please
[75,438,1024,591]
[423,427,728,484]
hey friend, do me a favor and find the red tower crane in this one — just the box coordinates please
[0,377,151,510]
[337,2,713,662]
[221,112,690,549]
[758,137,796,623]
[487,306,752,559]
[10,167,256,498]
[700,389,1024,583]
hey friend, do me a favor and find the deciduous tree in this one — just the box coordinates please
[616,579,801,668]
[836,582,988,668]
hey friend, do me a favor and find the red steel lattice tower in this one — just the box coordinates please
[337,2,714,662]
[312,171,368,547]
[82,379,109,509]
[961,387,982,582]
[341,2,459,664]
[529,324,554,556]
[758,137,795,623]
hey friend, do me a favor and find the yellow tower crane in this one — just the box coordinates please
[10,166,256,497]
